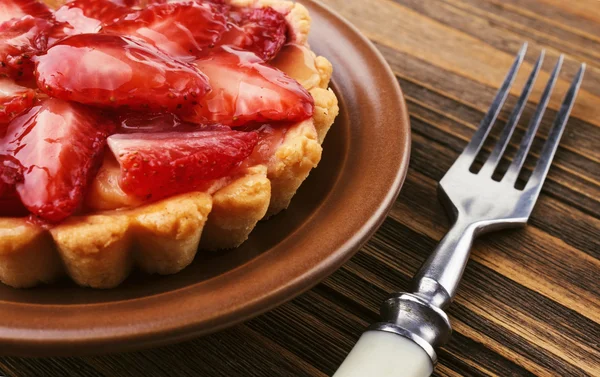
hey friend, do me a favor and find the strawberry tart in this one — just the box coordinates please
[0,0,339,288]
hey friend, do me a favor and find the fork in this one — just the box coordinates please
[333,43,585,377]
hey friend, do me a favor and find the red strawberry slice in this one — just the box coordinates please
[0,180,9,197]
[0,0,51,25]
[0,159,22,194]
[186,49,314,126]
[103,1,228,60]
[0,184,28,217]
[48,0,138,47]
[34,33,211,112]
[219,7,287,61]
[0,78,36,124]
[52,0,131,37]
[0,16,51,79]
[0,198,29,217]
[107,130,258,200]
[0,98,116,222]
[48,4,107,44]
[0,158,25,217]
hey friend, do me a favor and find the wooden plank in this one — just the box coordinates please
[444,0,600,63]
[396,0,600,71]
[321,0,600,128]
[505,0,600,36]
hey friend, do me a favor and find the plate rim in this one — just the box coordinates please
[0,0,411,356]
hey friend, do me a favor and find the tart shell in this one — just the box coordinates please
[0,0,339,288]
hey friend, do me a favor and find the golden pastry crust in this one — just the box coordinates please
[0,220,61,288]
[315,56,334,89]
[311,87,339,144]
[40,0,64,9]
[0,0,339,288]
[200,166,271,250]
[265,119,322,216]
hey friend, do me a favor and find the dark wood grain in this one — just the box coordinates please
[1,0,599,375]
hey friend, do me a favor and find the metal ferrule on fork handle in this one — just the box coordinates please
[370,292,451,364]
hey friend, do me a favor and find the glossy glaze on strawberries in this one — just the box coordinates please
[107,130,258,200]
[1,98,115,222]
[0,16,52,79]
[0,0,50,25]
[0,78,36,123]
[189,48,314,126]
[220,6,288,61]
[0,0,317,223]
[35,33,212,111]
[103,1,229,59]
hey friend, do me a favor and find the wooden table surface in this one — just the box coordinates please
[2,0,599,376]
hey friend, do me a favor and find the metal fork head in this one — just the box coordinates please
[439,43,585,232]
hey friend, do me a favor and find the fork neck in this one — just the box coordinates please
[372,218,477,362]
[409,218,478,309]
[376,215,478,365]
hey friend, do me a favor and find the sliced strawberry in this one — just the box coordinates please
[0,0,51,25]
[107,130,258,200]
[34,33,211,112]
[0,199,29,217]
[0,184,28,217]
[219,7,287,61]
[0,179,9,197]
[240,123,288,167]
[186,49,314,126]
[0,159,22,192]
[0,16,51,79]
[52,0,130,36]
[48,0,137,47]
[0,98,116,222]
[0,78,36,124]
[47,5,106,44]
[103,1,228,60]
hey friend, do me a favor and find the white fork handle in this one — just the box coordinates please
[333,331,433,377]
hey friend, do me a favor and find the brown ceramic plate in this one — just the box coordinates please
[0,0,410,356]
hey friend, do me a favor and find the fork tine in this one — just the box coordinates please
[504,54,564,182]
[458,43,527,166]
[480,50,545,177]
[525,64,585,190]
